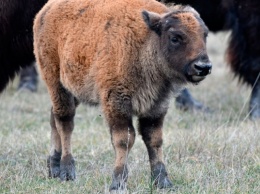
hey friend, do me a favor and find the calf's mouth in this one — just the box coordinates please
[185,59,212,83]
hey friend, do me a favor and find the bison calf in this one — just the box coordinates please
[34,0,211,190]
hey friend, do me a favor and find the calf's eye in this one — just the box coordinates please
[171,35,182,45]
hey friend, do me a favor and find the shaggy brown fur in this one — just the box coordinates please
[34,0,211,190]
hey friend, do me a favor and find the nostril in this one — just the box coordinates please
[195,64,212,70]
[194,63,212,75]
[194,64,204,71]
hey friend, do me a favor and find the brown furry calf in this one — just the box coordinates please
[34,0,211,191]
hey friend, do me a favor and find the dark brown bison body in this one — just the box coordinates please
[160,0,260,119]
[0,0,46,92]
[225,0,260,118]
[225,0,260,85]
[34,0,211,190]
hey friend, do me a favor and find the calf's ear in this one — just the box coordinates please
[142,10,162,35]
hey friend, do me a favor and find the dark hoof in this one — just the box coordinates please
[152,162,173,189]
[109,178,127,191]
[47,151,61,178]
[109,167,128,191]
[249,83,260,120]
[17,65,38,92]
[250,107,260,120]
[59,154,76,181]
[154,176,173,189]
[249,92,260,120]
[17,80,38,92]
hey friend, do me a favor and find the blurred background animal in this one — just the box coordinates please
[0,0,46,93]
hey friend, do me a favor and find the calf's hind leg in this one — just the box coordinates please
[47,109,62,178]
[138,115,173,189]
[47,83,77,181]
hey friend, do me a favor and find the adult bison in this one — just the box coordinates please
[0,0,47,93]
[159,0,260,119]
[34,0,211,190]
[225,0,260,119]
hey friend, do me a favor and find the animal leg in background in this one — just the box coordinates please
[249,80,260,119]
[47,82,78,181]
[17,63,38,92]
[175,88,210,112]
[138,115,173,189]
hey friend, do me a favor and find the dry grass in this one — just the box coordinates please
[0,32,260,193]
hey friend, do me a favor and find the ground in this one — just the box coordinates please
[0,32,259,193]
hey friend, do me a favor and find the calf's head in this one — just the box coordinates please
[142,6,212,83]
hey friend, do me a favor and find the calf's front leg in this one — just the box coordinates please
[109,118,135,191]
[138,115,173,189]
[104,106,135,191]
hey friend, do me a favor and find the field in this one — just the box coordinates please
[0,32,259,194]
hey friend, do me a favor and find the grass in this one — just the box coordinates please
[0,32,260,193]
